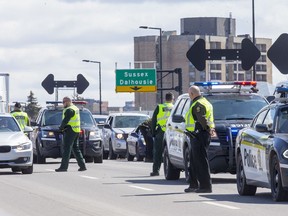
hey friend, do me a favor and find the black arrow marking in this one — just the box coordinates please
[130,86,142,91]
[186,38,260,71]
[267,33,288,75]
[41,74,89,95]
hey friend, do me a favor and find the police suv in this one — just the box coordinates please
[163,81,268,181]
[235,86,288,201]
[30,101,103,164]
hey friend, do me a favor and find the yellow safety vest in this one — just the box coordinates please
[185,97,215,132]
[11,111,29,130]
[156,102,174,132]
[62,105,81,133]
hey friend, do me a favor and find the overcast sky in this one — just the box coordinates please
[0,0,287,107]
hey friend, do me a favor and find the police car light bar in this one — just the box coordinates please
[193,81,257,87]
[46,101,62,104]
[72,101,88,105]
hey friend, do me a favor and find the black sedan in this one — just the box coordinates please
[235,97,288,201]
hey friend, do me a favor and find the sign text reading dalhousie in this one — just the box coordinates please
[115,68,157,92]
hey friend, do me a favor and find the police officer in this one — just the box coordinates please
[55,97,87,172]
[184,85,215,193]
[10,102,30,130]
[150,92,174,176]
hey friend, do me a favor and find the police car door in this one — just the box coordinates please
[166,97,190,162]
[240,108,274,184]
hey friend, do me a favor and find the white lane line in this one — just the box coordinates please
[129,185,154,191]
[80,175,99,180]
[203,201,240,210]
[46,169,56,172]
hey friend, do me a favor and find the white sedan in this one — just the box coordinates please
[0,113,33,174]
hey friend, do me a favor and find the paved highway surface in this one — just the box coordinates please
[0,159,286,216]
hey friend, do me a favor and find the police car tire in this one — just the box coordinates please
[108,140,117,160]
[271,155,288,201]
[184,147,191,183]
[126,148,134,161]
[236,153,257,196]
[136,144,144,161]
[163,145,180,180]
[22,165,33,175]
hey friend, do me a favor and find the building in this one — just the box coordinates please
[134,16,272,110]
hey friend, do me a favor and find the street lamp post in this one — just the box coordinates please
[252,0,256,81]
[82,59,102,115]
[139,25,163,103]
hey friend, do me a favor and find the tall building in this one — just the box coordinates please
[134,17,272,110]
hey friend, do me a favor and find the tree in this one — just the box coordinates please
[26,91,41,120]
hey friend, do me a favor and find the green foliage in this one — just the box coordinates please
[26,91,41,120]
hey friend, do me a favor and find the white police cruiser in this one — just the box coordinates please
[163,81,268,181]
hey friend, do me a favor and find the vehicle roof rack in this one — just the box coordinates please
[192,81,257,94]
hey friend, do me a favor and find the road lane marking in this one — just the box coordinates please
[203,201,240,210]
[80,175,99,180]
[129,185,154,191]
[46,169,56,172]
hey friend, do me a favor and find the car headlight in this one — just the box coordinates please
[89,130,101,140]
[12,142,31,151]
[42,131,55,138]
[116,133,124,139]
[283,150,288,159]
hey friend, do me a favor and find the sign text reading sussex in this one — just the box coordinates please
[115,69,157,92]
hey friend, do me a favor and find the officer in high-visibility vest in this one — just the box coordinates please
[150,92,174,176]
[55,97,86,172]
[10,102,30,130]
[184,85,215,193]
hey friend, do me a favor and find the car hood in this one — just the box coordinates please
[113,128,134,134]
[0,132,31,146]
[41,125,61,131]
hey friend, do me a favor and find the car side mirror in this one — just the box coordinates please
[266,95,275,103]
[255,124,270,133]
[172,115,185,123]
[104,124,111,129]
[23,126,33,133]
[130,132,138,137]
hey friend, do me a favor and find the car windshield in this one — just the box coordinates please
[0,116,21,132]
[113,115,149,128]
[207,95,268,120]
[42,110,95,126]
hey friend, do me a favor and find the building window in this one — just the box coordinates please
[256,44,267,52]
[210,42,221,49]
[210,64,221,70]
[258,55,267,63]
[256,64,267,72]
[234,73,245,81]
[200,71,206,81]
[210,72,221,80]
[256,74,267,81]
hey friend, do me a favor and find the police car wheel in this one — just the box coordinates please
[163,145,180,180]
[271,154,288,201]
[108,140,117,160]
[136,144,144,161]
[184,147,191,183]
[236,153,257,196]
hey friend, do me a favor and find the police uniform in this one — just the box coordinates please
[55,104,86,172]
[185,95,215,192]
[150,102,174,176]
[11,110,30,130]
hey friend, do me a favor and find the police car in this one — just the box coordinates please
[30,101,103,164]
[163,81,268,181]
[235,86,288,201]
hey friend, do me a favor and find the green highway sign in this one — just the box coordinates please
[115,68,157,92]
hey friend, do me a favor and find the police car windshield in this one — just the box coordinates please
[42,110,95,127]
[113,116,149,128]
[207,95,267,120]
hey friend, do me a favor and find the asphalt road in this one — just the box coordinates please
[0,159,287,216]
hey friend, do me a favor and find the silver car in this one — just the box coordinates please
[0,113,33,174]
[102,113,150,159]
